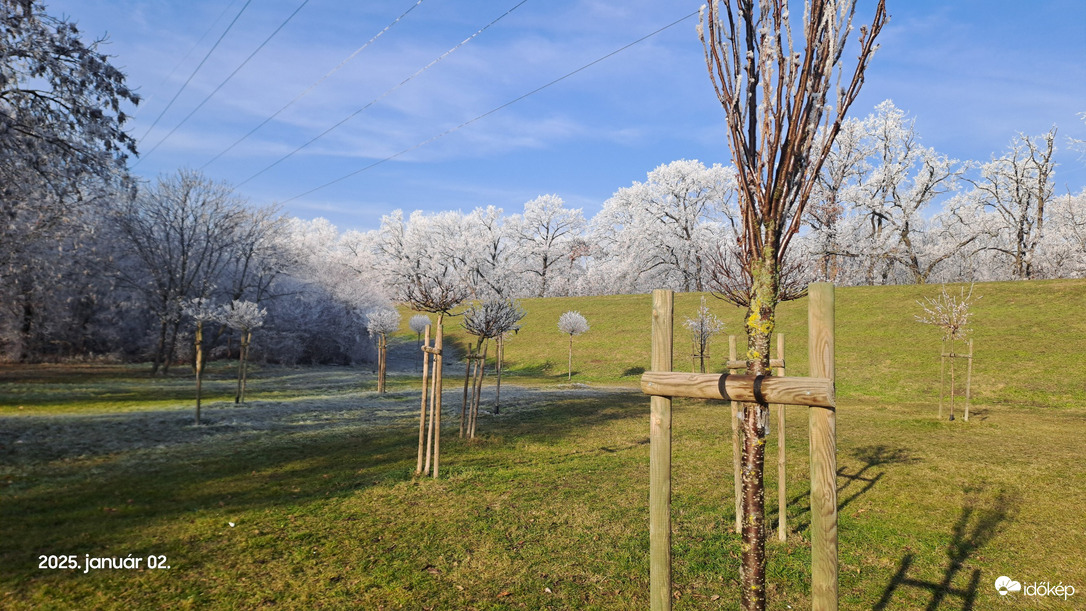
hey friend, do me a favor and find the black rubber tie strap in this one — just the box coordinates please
[717,373,730,401]
[752,374,767,405]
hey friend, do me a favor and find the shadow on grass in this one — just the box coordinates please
[872,487,1019,611]
[783,444,917,533]
[0,387,646,588]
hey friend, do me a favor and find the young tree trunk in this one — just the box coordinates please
[739,254,779,611]
[432,314,444,478]
[567,334,573,381]
[469,340,489,438]
[194,321,204,425]
[377,333,388,393]
[494,335,504,415]
[416,325,431,475]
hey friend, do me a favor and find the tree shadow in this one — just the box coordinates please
[784,444,917,533]
[872,486,1019,611]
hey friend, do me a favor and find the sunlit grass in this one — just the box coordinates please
[3,279,1086,609]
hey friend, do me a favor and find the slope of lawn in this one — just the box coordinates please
[2,278,1085,609]
[402,278,1086,408]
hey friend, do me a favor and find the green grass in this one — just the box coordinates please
[400,278,1086,407]
[3,279,1086,609]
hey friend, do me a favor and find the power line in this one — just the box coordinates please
[137,0,311,165]
[134,0,241,120]
[201,0,427,170]
[236,0,530,188]
[278,11,699,205]
[136,0,253,146]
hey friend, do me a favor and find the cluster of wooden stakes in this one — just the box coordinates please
[641,282,838,610]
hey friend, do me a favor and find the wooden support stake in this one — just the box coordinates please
[776,333,786,542]
[649,289,673,611]
[729,335,742,534]
[808,282,837,611]
[964,339,973,422]
[416,325,431,475]
[433,316,444,479]
[939,340,946,420]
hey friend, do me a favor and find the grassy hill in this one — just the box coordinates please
[400,278,1086,409]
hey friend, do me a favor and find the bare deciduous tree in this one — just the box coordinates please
[699,1,887,608]
[684,296,725,373]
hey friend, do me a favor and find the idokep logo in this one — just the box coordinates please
[996,576,1077,601]
[995,576,1021,596]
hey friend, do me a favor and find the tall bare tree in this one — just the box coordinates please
[699,2,886,609]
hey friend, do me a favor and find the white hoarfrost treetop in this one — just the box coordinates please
[409,314,432,335]
[218,300,267,332]
[366,308,401,338]
[183,298,219,323]
[558,311,589,336]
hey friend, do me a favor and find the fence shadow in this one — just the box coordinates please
[872,487,1019,611]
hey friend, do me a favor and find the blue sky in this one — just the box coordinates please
[49,0,1086,231]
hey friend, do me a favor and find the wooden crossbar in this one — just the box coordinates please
[640,372,834,408]
[644,283,838,611]
[725,358,785,369]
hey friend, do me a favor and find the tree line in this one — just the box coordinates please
[2,0,1084,365]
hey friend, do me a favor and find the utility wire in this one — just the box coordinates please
[134,0,241,120]
[236,0,529,188]
[136,0,311,166]
[137,0,253,146]
[201,0,426,170]
[278,10,699,205]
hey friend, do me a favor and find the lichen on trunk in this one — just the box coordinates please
[738,249,780,610]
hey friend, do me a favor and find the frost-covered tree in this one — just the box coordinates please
[700,1,886,607]
[376,210,471,478]
[0,0,139,271]
[557,310,589,381]
[409,313,431,370]
[843,101,969,284]
[113,170,247,374]
[217,300,266,404]
[593,160,737,292]
[510,195,585,297]
[366,307,400,393]
[966,129,1057,280]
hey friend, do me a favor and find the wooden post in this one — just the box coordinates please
[776,333,786,542]
[964,339,973,422]
[433,315,444,478]
[939,340,946,419]
[808,282,837,611]
[729,334,742,534]
[416,325,431,475]
[649,289,673,611]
